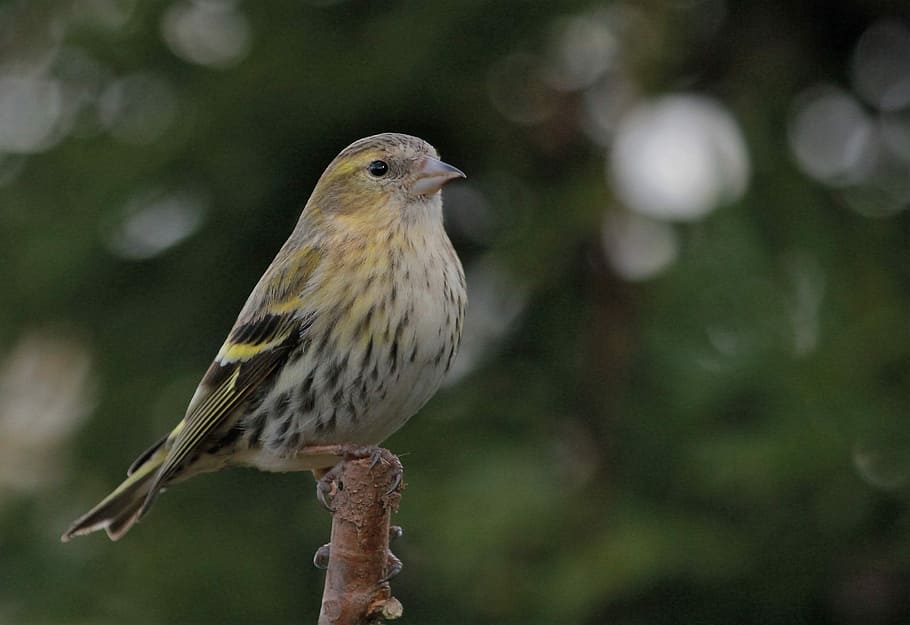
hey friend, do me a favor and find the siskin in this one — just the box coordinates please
[63,133,466,541]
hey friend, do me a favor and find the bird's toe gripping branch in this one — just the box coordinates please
[314,525,404,580]
[307,444,404,511]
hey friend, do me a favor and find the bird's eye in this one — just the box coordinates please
[367,160,389,178]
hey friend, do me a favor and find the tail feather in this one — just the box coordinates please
[127,434,167,476]
[61,445,166,542]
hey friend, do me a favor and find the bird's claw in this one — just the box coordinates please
[312,529,403,583]
[316,465,342,511]
[381,550,403,583]
[386,468,403,496]
[379,525,404,582]
[311,445,403,511]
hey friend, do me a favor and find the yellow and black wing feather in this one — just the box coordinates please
[137,244,323,518]
[138,313,300,517]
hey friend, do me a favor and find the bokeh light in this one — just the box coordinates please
[608,94,750,220]
[444,258,527,386]
[98,73,178,145]
[0,75,63,153]
[105,185,209,260]
[0,331,94,496]
[850,19,910,112]
[853,441,910,491]
[545,9,617,92]
[788,83,910,217]
[161,0,252,69]
[52,46,113,138]
[601,209,678,281]
[580,77,638,146]
[788,85,875,186]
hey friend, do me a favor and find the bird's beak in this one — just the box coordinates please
[413,155,466,195]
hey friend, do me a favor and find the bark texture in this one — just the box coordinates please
[317,449,403,625]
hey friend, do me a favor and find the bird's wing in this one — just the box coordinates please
[139,244,323,516]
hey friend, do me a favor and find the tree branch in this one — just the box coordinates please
[317,448,404,625]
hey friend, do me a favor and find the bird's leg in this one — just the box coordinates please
[303,443,383,467]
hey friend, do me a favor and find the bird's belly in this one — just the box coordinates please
[236,268,460,469]
[236,352,447,471]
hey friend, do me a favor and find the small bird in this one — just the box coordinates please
[63,133,466,541]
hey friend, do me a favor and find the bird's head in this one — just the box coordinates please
[304,133,465,226]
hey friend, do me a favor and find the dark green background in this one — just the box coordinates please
[1,1,909,623]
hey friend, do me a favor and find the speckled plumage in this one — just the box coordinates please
[63,133,466,541]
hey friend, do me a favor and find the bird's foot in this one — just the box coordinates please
[312,526,404,581]
[381,526,404,582]
[307,445,403,511]
[315,463,343,511]
[382,551,403,583]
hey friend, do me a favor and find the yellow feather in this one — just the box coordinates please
[222,342,274,361]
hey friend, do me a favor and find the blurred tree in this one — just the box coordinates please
[0,1,908,624]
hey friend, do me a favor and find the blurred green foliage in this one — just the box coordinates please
[1,1,909,624]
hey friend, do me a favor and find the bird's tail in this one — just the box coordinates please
[61,440,167,542]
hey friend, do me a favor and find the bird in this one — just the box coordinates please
[62,132,467,541]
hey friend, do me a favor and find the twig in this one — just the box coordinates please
[317,448,404,625]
